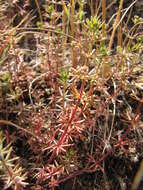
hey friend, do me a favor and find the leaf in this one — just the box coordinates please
[71,84,80,100]
[61,0,69,18]
[2,71,10,82]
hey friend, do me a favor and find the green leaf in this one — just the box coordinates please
[62,1,70,18]
[2,71,10,82]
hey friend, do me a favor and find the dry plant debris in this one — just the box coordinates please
[0,0,143,190]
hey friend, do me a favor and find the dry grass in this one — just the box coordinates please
[0,0,143,189]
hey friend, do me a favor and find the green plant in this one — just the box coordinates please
[85,16,102,36]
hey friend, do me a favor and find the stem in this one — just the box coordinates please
[0,120,38,140]
[71,0,75,38]
[102,0,106,44]
[90,0,94,16]
[71,0,76,67]
[34,0,43,24]
[108,0,124,51]
[46,80,85,165]
[117,23,122,47]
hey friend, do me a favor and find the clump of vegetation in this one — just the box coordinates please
[0,0,143,189]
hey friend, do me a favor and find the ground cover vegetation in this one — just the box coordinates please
[0,0,143,189]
